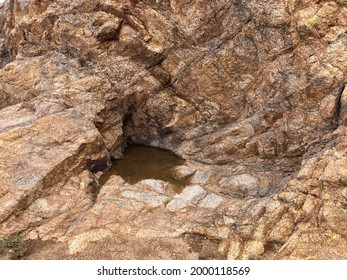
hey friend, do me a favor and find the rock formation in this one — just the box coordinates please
[0,0,347,259]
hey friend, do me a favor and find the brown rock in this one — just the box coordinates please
[1,0,347,260]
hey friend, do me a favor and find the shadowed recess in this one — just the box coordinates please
[99,145,191,190]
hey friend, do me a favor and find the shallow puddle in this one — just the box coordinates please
[99,145,191,191]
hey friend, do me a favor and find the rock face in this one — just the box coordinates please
[0,0,347,259]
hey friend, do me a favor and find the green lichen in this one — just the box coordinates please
[0,235,27,259]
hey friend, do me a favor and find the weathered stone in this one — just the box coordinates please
[190,171,211,185]
[242,241,265,260]
[121,191,168,208]
[169,166,196,181]
[96,19,122,42]
[166,185,207,212]
[68,229,113,255]
[339,86,347,124]
[198,194,224,209]
[137,179,169,194]
[219,174,259,197]
[0,108,108,223]
[165,199,188,212]
[227,238,243,260]
[0,0,347,260]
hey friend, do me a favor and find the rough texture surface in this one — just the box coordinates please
[0,0,347,259]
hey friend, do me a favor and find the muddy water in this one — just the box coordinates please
[99,145,190,191]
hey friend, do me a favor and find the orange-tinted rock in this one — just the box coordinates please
[1,0,347,260]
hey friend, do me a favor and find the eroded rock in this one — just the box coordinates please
[1,0,347,260]
[198,194,224,209]
[219,174,259,197]
[166,185,207,212]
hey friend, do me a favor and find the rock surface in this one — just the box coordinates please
[0,0,347,259]
[166,185,207,212]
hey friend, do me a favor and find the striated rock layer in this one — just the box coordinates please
[0,0,347,259]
